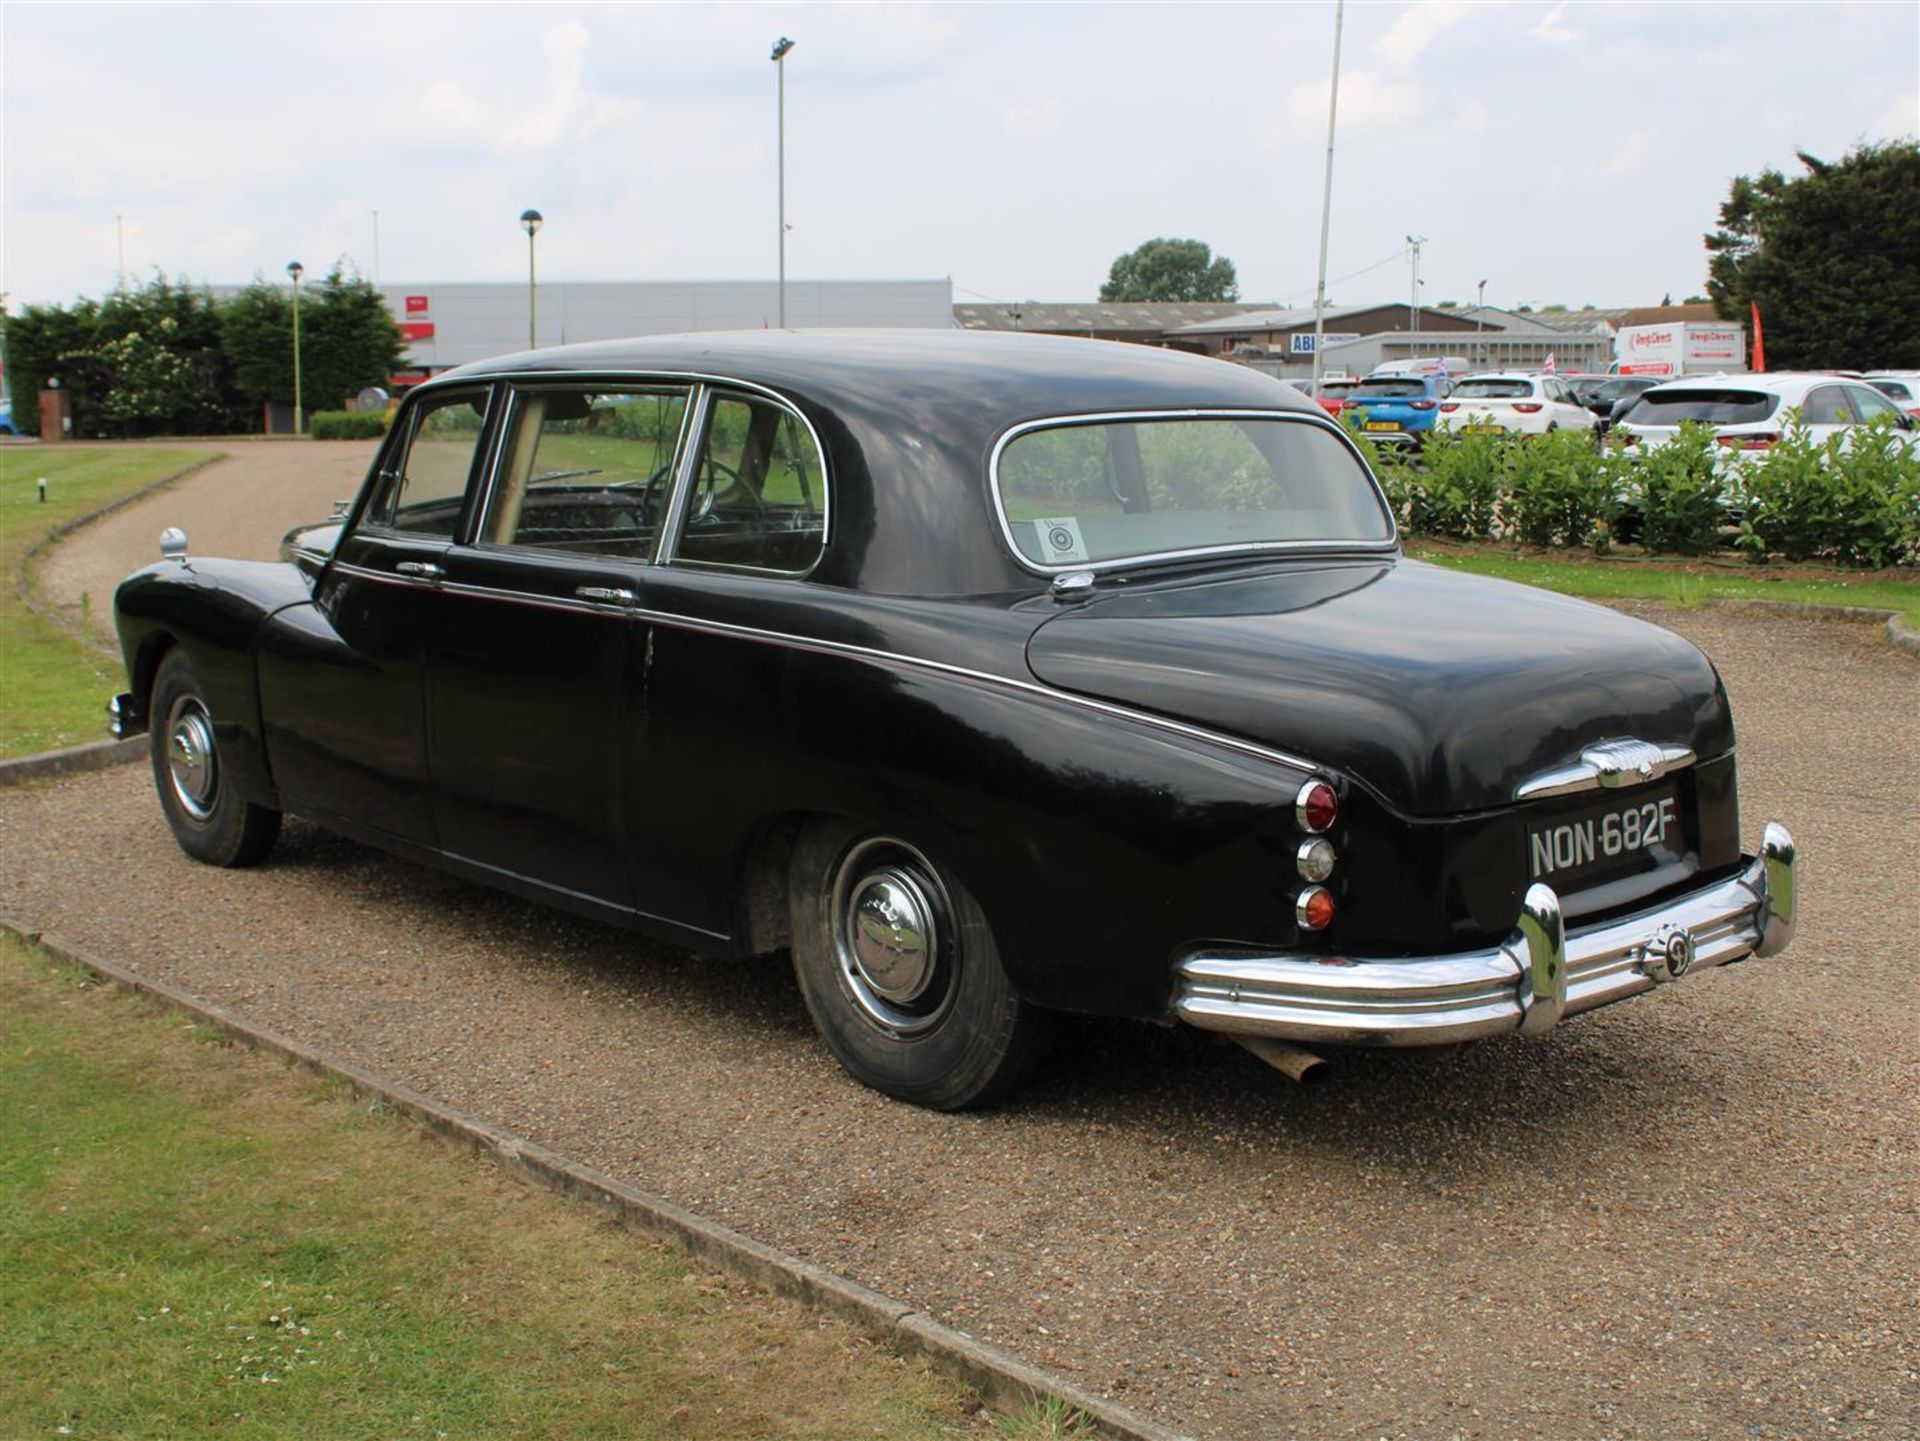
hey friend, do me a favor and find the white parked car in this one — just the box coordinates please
[1615,373,1917,453]
[1437,373,1596,437]
[1863,371,1920,417]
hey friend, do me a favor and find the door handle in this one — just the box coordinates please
[394,560,445,580]
[574,585,637,606]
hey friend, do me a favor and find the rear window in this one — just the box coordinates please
[1620,389,1778,426]
[1452,379,1535,399]
[1351,379,1428,399]
[995,414,1392,569]
[1869,378,1915,403]
[1320,381,1358,398]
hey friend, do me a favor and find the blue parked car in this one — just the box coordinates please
[1344,373,1451,447]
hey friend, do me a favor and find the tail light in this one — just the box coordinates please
[1439,401,1459,413]
[1717,432,1780,450]
[1296,886,1336,931]
[1513,402,1543,413]
[1410,399,1436,411]
[1295,779,1337,833]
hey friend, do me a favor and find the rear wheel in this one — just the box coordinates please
[149,648,280,867]
[787,821,1052,1109]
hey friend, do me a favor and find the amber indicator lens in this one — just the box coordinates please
[1297,886,1336,931]
[1297,780,1338,833]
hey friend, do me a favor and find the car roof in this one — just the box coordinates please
[428,328,1328,596]
[1640,372,1873,400]
[1455,372,1546,382]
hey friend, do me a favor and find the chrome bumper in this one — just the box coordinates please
[108,691,146,740]
[1175,822,1797,1048]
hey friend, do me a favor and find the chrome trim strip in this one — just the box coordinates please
[986,408,1401,579]
[321,560,1325,775]
[1174,823,1796,1048]
[1515,740,1698,801]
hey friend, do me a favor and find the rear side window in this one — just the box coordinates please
[1800,386,1853,425]
[672,393,827,573]
[1621,389,1777,426]
[1453,379,1534,399]
[369,388,492,537]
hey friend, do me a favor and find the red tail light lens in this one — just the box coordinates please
[1295,780,1338,833]
[1512,402,1543,413]
[1410,399,1437,411]
[1296,886,1336,931]
[1439,401,1459,412]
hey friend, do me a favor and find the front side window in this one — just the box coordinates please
[482,387,690,558]
[1845,385,1899,423]
[370,388,491,537]
[672,393,827,573]
[995,415,1392,570]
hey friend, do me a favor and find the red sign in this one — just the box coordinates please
[405,294,430,316]
[400,322,436,341]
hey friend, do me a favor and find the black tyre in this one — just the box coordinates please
[787,821,1053,1110]
[148,647,281,867]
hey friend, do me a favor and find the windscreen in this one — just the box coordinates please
[1452,379,1535,399]
[996,415,1392,568]
[1621,389,1777,425]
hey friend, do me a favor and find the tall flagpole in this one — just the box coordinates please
[1310,0,1344,397]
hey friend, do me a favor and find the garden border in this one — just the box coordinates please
[0,918,1190,1441]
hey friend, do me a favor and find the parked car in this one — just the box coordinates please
[1565,374,1663,434]
[1315,376,1359,417]
[1342,372,1452,446]
[1437,373,1596,436]
[110,331,1798,1109]
[1863,371,1920,417]
[1615,372,1918,453]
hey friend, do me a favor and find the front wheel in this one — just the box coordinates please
[149,648,281,867]
[787,822,1052,1109]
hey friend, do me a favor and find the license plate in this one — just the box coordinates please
[1528,786,1681,887]
[1364,421,1398,431]
[1464,423,1508,434]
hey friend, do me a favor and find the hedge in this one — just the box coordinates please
[1349,414,1920,567]
[309,409,391,440]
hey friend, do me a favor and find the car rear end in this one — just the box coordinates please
[1344,375,1444,446]
[1614,381,1787,454]
[1438,376,1552,435]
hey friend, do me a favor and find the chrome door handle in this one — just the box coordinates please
[394,560,445,579]
[574,585,636,606]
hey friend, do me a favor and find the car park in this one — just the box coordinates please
[1437,373,1596,436]
[109,330,1798,1109]
[1615,372,1917,453]
[1864,371,1920,417]
[1341,372,1452,446]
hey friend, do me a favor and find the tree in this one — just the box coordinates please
[1706,140,1920,369]
[223,265,404,416]
[1099,238,1239,303]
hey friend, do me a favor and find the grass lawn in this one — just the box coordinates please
[0,935,1081,1439]
[0,446,209,757]
[1408,540,1920,627]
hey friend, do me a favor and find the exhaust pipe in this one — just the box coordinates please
[1230,1034,1329,1084]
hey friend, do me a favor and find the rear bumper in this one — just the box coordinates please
[1174,822,1796,1047]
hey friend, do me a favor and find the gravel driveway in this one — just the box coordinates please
[10,463,1918,1436]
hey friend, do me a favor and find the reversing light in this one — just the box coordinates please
[1297,837,1336,882]
[1296,886,1335,931]
[1295,779,1338,833]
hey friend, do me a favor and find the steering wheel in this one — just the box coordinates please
[689,458,763,524]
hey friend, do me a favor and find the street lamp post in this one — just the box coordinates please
[286,261,304,436]
[519,209,543,350]
[771,36,795,329]
[1309,0,1345,397]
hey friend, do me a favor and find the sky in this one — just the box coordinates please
[3,1,1917,316]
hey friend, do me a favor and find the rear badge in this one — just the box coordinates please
[1643,923,1696,983]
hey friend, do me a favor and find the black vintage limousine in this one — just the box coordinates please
[111,330,1797,1108]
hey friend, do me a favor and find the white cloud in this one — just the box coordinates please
[1530,2,1584,44]
[1004,98,1061,137]
[1377,1,1475,72]
[1261,71,1429,147]
[1604,131,1653,177]
[1878,90,1919,137]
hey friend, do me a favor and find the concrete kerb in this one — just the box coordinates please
[1,919,1191,1441]
[1694,596,1919,658]
[0,736,145,788]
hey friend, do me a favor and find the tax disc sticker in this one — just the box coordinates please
[1034,516,1089,563]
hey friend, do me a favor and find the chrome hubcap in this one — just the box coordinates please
[830,839,957,1036]
[166,698,218,822]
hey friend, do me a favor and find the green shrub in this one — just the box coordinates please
[1408,427,1506,539]
[1629,422,1726,555]
[310,409,390,440]
[1504,428,1619,550]
[1737,413,1920,566]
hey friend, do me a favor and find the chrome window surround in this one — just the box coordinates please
[354,384,500,541]
[659,385,831,579]
[321,557,1329,779]
[986,408,1400,578]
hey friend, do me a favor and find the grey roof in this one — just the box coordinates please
[1167,303,1459,336]
[954,301,1278,334]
